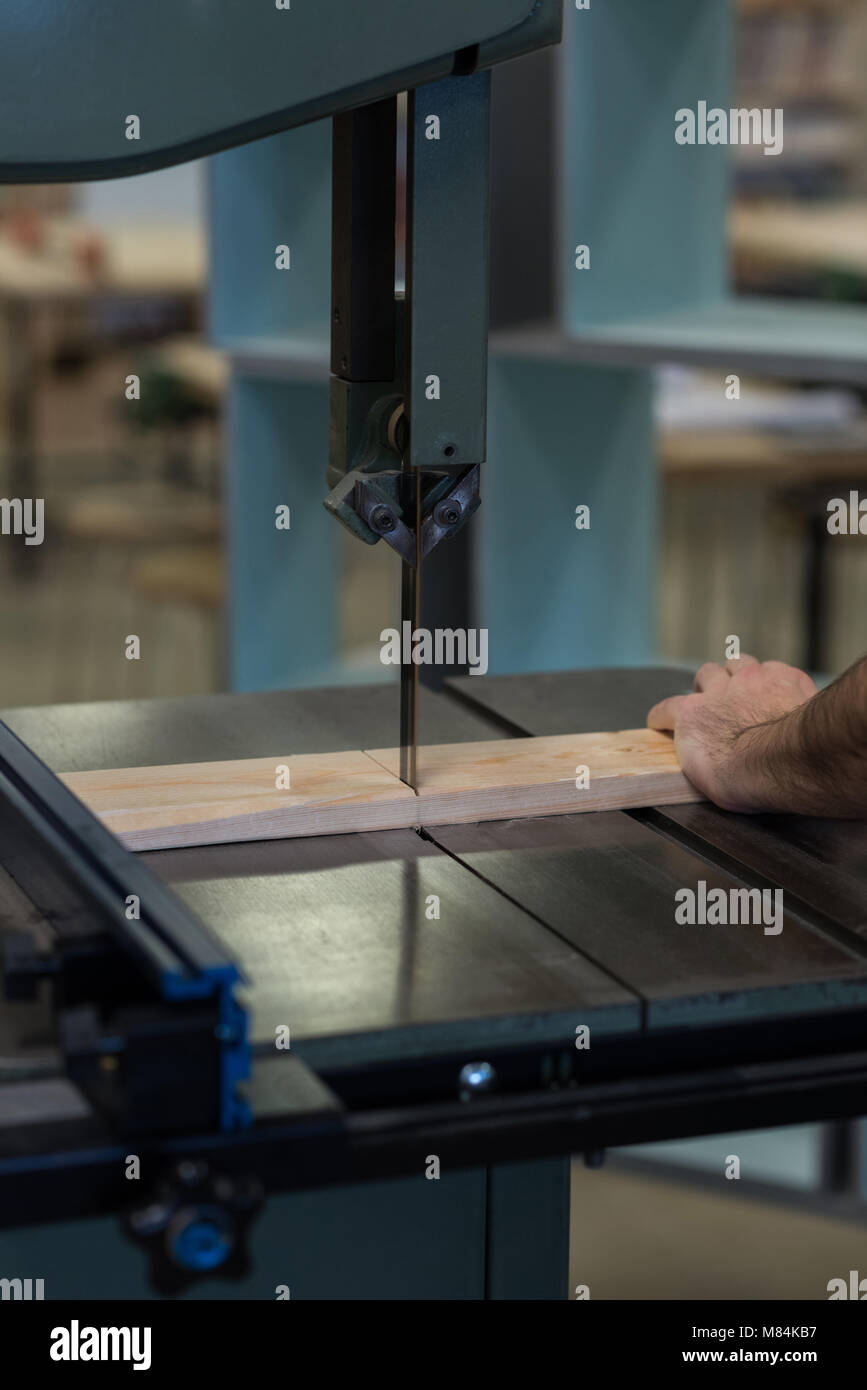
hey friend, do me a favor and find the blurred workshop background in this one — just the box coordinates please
[1,0,866,1296]
[2,0,867,707]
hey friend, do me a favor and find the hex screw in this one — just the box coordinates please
[434,499,462,529]
[370,505,397,535]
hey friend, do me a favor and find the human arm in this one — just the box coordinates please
[646,654,867,816]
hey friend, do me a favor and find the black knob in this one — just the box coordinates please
[124,1160,263,1295]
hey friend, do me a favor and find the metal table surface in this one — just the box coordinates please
[0,683,632,1074]
[447,667,867,949]
[3,669,867,1079]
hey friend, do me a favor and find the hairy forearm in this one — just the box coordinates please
[741,656,867,815]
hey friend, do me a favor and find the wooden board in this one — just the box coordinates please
[61,729,701,852]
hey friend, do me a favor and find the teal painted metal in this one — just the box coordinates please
[0,0,559,180]
[407,75,492,470]
[561,0,732,328]
[481,357,656,673]
[486,1157,571,1300]
[0,1169,487,1299]
[210,125,332,350]
[226,378,337,691]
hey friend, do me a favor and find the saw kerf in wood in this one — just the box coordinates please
[61,729,702,853]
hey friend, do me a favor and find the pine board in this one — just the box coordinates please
[61,729,701,851]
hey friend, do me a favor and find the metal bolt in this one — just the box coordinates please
[458,1060,495,1098]
[370,505,397,535]
[434,499,462,529]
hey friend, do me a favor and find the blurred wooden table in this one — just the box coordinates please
[732,201,867,284]
[0,217,206,520]
[660,424,867,672]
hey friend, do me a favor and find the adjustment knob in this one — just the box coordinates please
[124,1160,263,1295]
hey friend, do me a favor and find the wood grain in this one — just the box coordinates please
[62,750,417,850]
[61,729,701,852]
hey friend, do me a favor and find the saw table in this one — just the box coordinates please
[2,667,867,1299]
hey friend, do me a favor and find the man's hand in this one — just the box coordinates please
[647,655,819,813]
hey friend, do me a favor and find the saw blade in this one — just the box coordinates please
[398,465,421,793]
